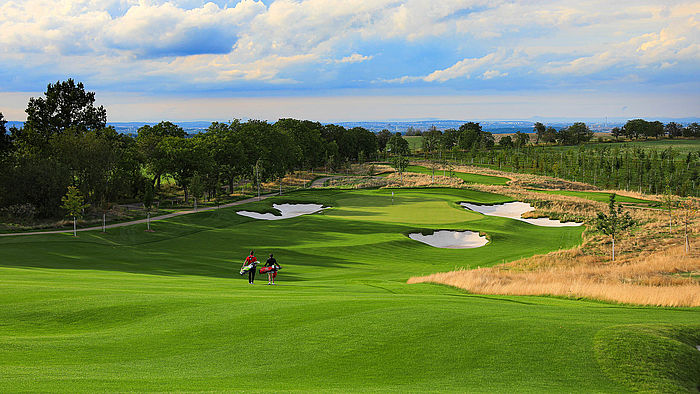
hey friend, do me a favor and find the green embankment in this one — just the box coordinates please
[0,188,697,392]
[404,165,510,185]
[595,324,700,392]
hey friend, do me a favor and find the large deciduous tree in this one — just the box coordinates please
[19,79,106,154]
[137,121,186,189]
[558,122,593,145]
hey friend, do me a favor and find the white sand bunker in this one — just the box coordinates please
[237,203,326,220]
[461,201,582,227]
[409,230,488,249]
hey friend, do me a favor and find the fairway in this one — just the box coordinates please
[404,165,510,185]
[528,189,655,205]
[0,188,697,392]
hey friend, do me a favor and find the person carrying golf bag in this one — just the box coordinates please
[263,253,281,285]
[241,251,258,284]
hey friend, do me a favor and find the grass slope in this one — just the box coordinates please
[595,324,700,392]
[405,165,510,185]
[0,188,697,392]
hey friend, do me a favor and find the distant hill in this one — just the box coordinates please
[4,118,698,135]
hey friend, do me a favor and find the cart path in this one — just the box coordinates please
[311,177,335,188]
[0,193,278,237]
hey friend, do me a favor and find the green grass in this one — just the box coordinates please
[617,139,700,155]
[538,138,700,156]
[528,189,656,205]
[0,188,697,392]
[405,165,510,185]
[595,324,700,392]
[405,135,423,152]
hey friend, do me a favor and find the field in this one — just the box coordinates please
[405,135,423,151]
[534,138,700,156]
[1,188,698,392]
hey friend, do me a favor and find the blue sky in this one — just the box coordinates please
[0,0,698,121]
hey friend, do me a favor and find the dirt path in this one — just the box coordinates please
[0,193,278,237]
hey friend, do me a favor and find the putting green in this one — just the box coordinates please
[0,188,697,392]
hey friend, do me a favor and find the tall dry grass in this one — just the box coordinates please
[408,245,700,306]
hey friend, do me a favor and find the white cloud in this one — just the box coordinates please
[481,70,508,79]
[335,53,373,64]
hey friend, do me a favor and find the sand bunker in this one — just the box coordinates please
[461,201,582,227]
[408,230,488,249]
[237,203,326,220]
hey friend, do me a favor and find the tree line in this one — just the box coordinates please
[0,80,378,220]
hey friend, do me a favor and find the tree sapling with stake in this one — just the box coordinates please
[595,194,635,261]
[61,186,90,237]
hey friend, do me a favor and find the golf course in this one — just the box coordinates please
[1,187,697,392]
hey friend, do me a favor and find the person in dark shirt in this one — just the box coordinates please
[264,253,280,285]
[243,251,257,284]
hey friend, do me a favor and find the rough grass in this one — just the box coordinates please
[409,245,700,306]
[594,324,700,392]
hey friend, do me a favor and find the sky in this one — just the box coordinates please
[0,0,698,122]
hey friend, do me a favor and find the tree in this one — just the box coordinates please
[275,118,324,170]
[499,135,514,148]
[61,186,90,236]
[19,79,106,154]
[387,133,409,156]
[189,174,204,210]
[558,122,592,145]
[421,127,442,153]
[440,128,459,150]
[645,121,664,139]
[542,126,558,143]
[514,131,530,148]
[143,180,154,212]
[376,129,392,152]
[682,123,700,137]
[595,194,634,261]
[0,112,10,156]
[391,155,409,183]
[611,127,622,141]
[458,122,482,150]
[533,122,546,144]
[665,122,683,138]
[137,121,186,190]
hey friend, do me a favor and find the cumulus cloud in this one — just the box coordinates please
[0,0,697,93]
[385,50,523,83]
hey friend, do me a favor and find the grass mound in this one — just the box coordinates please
[594,324,700,392]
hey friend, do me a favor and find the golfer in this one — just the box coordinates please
[243,251,258,284]
[264,253,280,285]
